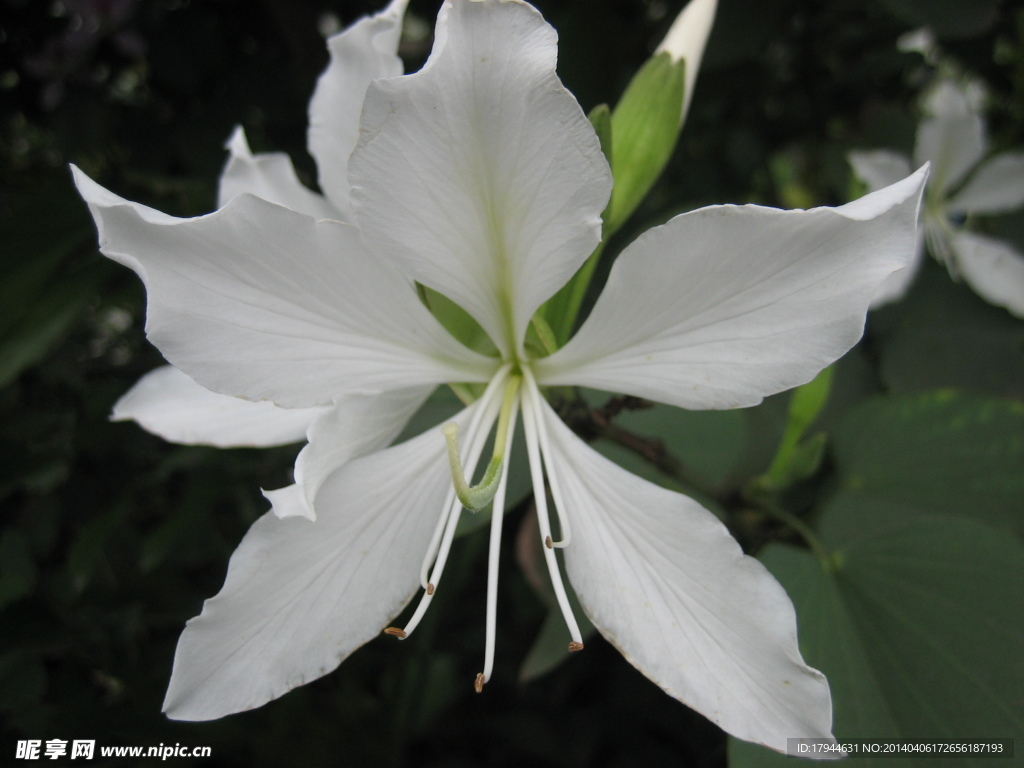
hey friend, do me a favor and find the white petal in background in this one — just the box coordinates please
[112,365,327,448]
[535,169,927,410]
[307,0,409,218]
[264,386,433,521]
[952,231,1024,318]
[350,0,611,357]
[847,151,923,307]
[914,81,986,196]
[162,401,475,721]
[73,167,497,407]
[217,127,341,221]
[868,245,924,309]
[536,399,833,752]
[847,149,912,194]
[947,152,1024,216]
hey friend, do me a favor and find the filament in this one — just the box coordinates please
[521,374,584,651]
[525,369,572,549]
[480,392,519,687]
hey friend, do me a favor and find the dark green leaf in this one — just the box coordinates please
[730,506,1024,767]
[876,261,1024,400]
[833,391,1024,536]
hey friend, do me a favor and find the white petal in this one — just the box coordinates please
[534,398,832,750]
[535,168,927,410]
[307,0,409,216]
[350,0,612,357]
[914,81,986,195]
[654,0,718,125]
[951,231,1024,318]
[264,386,433,520]
[847,149,912,193]
[217,127,341,221]
[112,365,327,447]
[72,167,497,407]
[162,401,474,721]
[948,152,1024,215]
[869,238,924,308]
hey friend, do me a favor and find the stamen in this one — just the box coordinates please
[529,367,572,550]
[481,388,519,688]
[394,370,512,641]
[383,627,407,639]
[568,641,585,652]
[418,365,512,588]
[474,673,486,693]
[400,493,463,637]
[521,373,585,651]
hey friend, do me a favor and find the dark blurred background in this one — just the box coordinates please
[1,0,1021,765]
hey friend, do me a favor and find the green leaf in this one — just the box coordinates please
[759,366,834,491]
[606,52,686,234]
[611,401,746,490]
[0,175,108,387]
[760,431,827,491]
[876,260,1024,400]
[729,505,1024,767]
[832,391,1024,537]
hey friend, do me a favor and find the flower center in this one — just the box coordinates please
[384,364,585,691]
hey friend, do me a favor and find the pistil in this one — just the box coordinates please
[444,375,521,511]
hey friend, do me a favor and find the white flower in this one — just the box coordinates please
[72,0,926,752]
[850,77,1024,316]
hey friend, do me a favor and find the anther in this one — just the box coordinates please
[383,627,407,639]
[474,673,486,693]
[426,583,435,596]
[545,535,553,549]
[568,641,585,652]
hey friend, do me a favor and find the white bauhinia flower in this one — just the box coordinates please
[72,0,927,753]
[850,77,1024,316]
